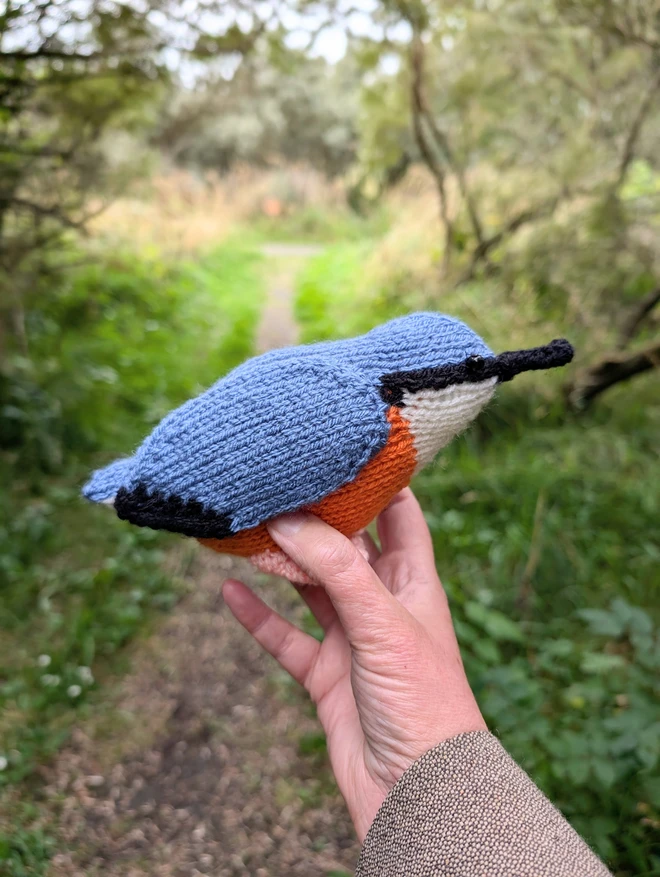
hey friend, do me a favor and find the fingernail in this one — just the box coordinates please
[269,512,308,537]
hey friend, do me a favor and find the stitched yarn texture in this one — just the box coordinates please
[402,379,498,473]
[199,406,417,558]
[83,312,493,545]
[82,311,573,575]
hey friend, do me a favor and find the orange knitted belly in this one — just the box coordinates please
[199,406,417,557]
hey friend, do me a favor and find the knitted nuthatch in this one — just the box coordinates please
[83,313,573,582]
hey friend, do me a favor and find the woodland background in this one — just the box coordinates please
[0,1,659,875]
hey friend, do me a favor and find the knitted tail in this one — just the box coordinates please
[82,457,135,505]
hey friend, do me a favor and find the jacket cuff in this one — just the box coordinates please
[356,730,611,877]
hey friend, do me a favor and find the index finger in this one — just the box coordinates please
[377,488,436,573]
[268,512,406,649]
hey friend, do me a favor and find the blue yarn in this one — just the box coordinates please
[83,312,492,529]
[231,312,493,383]
[83,457,134,503]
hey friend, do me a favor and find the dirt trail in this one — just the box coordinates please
[254,244,322,353]
[42,246,358,877]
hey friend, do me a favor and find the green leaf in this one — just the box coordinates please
[640,776,660,808]
[466,602,525,642]
[578,609,624,638]
[473,637,502,664]
[568,758,590,785]
[580,652,626,675]
[591,759,617,788]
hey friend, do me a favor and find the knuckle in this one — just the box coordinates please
[274,626,297,660]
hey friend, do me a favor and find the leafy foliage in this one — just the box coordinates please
[415,408,660,868]
[0,242,263,785]
[1,243,263,470]
[157,50,361,177]
[349,0,660,403]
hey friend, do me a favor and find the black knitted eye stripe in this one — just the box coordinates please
[379,360,497,406]
[379,339,574,406]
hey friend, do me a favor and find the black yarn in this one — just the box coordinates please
[115,482,235,539]
[379,339,574,406]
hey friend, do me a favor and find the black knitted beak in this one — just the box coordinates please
[468,338,574,384]
[379,339,574,406]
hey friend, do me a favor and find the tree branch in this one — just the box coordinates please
[410,35,454,273]
[566,339,660,408]
[10,197,85,230]
[410,34,485,249]
[614,65,660,190]
[0,48,101,61]
[456,196,560,286]
[608,22,660,52]
[618,288,660,347]
[0,143,73,159]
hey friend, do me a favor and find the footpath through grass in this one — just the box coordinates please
[295,243,660,875]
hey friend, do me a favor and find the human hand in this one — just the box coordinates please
[222,488,486,841]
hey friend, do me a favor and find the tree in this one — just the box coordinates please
[0,0,276,357]
[356,0,660,404]
[153,45,360,177]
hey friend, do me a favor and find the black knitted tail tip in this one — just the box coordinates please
[115,482,235,539]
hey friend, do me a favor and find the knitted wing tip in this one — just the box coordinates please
[82,457,135,505]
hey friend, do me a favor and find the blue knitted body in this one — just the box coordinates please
[83,313,493,531]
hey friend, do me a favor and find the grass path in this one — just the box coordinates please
[37,245,357,877]
[255,244,323,352]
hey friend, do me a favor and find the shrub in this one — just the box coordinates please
[0,240,264,785]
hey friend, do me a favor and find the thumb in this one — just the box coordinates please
[268,513,406,648]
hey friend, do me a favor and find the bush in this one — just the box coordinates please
[413,397,659,868]
[1,243,264,471]
[0,240,264,785]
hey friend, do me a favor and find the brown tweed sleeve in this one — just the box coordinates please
[356,731,611,877]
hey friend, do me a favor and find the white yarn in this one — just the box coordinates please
[401,378,497,473]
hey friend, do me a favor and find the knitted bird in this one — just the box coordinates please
[83,313,573,582]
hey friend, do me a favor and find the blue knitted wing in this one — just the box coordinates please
[83,356,391,535]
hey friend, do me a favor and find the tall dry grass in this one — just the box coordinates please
[92,165,346,254]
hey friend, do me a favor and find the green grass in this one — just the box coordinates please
[0,825,54,877]
[0,240,264,789]
[245,204,390,244]
[295,244,660,875]
[294,242,385,342]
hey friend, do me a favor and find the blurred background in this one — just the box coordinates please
[1,1,659,875]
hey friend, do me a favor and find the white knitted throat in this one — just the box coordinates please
[401,377,497,473]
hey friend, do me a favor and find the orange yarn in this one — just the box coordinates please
[200,406,417,557]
